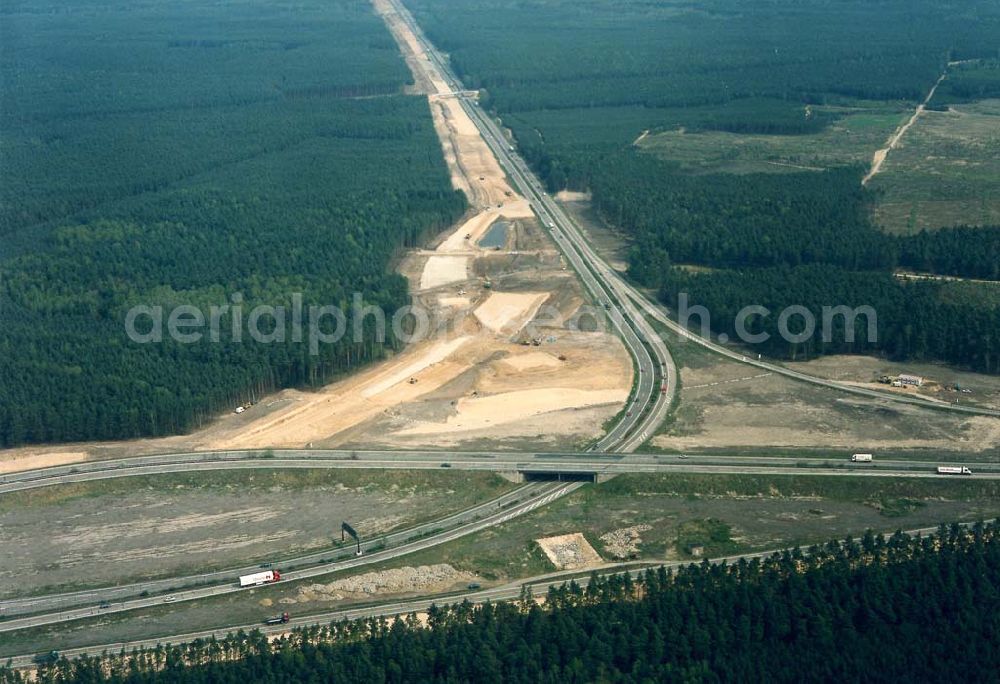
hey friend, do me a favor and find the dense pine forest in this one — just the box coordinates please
[408,0,1000,372]
[0,0,465,446]
[6,522,998,682]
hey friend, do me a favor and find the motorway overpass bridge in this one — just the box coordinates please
[4,448,999,496]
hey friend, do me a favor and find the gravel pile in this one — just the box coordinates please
[283,564,472,604]
[600,524,652,559]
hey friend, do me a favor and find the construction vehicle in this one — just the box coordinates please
[239,570,281,587]
[264,612,291,626]
[851,453,873,462]
[937,466,973,475]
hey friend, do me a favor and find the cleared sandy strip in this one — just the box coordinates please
[0,451,90,474]
[419,255,470,290]
[207,336,472,449]
[436,97,481,137]
[554,190,592,202]
[500,198,535,219]
[430,100,473,195]
[474,292,549,335]
[438,296,472,309]
[501,351,563,371]
[361,336,470,398]
[372,0,450,96]
[396,387,628,435]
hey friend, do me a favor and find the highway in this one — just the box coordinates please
[3,448,997,621]
[5,448,999,496]
[0,481,548,618]
[380,0,677,452]
[0,2,686,634]
[3,520,986,669]
[2,0,996,655]
[0,482,581,632]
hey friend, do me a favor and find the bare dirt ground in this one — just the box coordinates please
[0,0,631,473]
[786,355,1000,412]
[0,451,90,475]
[0,470,508,597]
[653,349,1000,455]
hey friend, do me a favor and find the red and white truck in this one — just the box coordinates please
[239,570,281,587]
[936,466,973,475]
[264,612,290,625]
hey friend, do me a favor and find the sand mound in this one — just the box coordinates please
[474,292,548,334]
[420,255,469,290]
[501,351,563,371]
[438,295,472,309]
[362,337,470,398]
[396,387,627,435]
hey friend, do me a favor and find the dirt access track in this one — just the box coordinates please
[0,1,631,472]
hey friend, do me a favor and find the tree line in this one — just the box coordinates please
[406,0,1000,373]
[0,0,466,447]
[662,265,1000,372]
[413,0,1000,113]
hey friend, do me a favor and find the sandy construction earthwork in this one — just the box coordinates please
[0,2,632,471]
[193,2,633,451]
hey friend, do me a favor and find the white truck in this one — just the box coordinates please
[851,453,873,462]
[239,570,281,587]
[936,466,973,476]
